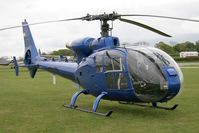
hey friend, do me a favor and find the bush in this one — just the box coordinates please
[173,56,199,62]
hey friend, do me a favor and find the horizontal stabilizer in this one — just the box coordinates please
[13,56,19,76]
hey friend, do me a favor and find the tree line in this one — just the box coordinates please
[155,41,199,56]
[41,49,74,56]
[50,49,74,56]
[44,41,199,57]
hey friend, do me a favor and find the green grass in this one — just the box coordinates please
[0,66,199,133]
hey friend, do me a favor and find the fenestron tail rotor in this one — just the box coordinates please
[1,12,199,37]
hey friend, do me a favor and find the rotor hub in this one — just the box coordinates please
[82,12,120,37]
[82,12,119,21]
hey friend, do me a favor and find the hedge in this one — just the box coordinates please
[173,56,199,62]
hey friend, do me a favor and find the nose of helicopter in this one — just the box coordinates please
[127,46,183,102]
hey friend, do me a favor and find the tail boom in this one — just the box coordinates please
[22,20,77,81]
[36,61,77,81]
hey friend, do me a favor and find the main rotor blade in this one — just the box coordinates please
[119,18,172,37]
[0,17,83,31]
[120,14,199,23]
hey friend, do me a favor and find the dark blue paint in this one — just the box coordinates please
[160,67,181,102]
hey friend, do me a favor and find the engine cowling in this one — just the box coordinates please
[67,36,120,63]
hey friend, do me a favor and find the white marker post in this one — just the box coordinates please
[52,74,56,85]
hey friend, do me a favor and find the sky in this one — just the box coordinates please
[0,0,199,57]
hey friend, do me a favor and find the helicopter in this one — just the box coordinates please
[1,12,199,117]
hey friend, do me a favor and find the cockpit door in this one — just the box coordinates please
[96,50,129,90]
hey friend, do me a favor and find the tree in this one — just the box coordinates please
[185,41,195,51]
[195,41,199,52]
[155,42,177,56]
[173,41,196,52]
[50,49,74,56]
[173,43,186,52]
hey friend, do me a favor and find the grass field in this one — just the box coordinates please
[0,66,199,133]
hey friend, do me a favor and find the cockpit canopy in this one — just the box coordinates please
[94,46,183,102]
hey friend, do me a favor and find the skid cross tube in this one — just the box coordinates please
[92,92,107,112]
[64,91,112,117]
[70,90,88,107]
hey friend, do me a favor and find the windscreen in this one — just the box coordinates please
[127,48,168,102]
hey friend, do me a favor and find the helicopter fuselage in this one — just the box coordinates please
[8,19,185,116]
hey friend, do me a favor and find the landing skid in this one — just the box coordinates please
[118,101,178,110]
[64,90,112,117]
[151,102,178,110]
[63,104,112,117]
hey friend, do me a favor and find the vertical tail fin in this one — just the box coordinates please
[22,19,39,78]
[22,19,40,64]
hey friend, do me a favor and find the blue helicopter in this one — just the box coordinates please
[1,12,199,116]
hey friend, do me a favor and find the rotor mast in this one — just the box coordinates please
[100,20,110,37]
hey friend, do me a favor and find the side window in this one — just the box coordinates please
[105,56,122,72]
[104,51,128,90]
[96,52,104,72]
[106,72,128,90]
